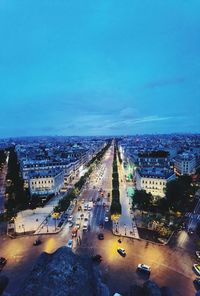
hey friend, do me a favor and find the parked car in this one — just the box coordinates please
[0,257,7,271]
[117,248,126,256]
[33,239,41,246]
[58,221,63,227]
[137,263,151,273]
[194,264,200,275]
[67,239,73,249]
[98,233,104,240]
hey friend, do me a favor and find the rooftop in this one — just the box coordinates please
[138,167,175,179]
[29,169,63,179]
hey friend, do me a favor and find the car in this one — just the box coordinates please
[78,206,82,211]
[98,233,104,240]
[104,216,109,222]
[188,228,194,235]
[196,251,200,259]
[68,215,73,222]
[99,222,104,228]
[0,257,7,271]
[33,239,41,246]
[67,239,73,248]
[72,227,78,237]
[68,221,74,227]
[92,254,102,263]
[117,248,126,256]
[58,221,63,227]
[194,264,200,275]
[194,278,200,289]
[137,263,151,273]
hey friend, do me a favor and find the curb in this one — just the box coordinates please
[112,227,174,246]
[112,229,141,241]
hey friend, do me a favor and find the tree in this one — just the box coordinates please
[110,142,121,219]
[165,175,195,212]
[156,198,169,213]
[132,190,152,211]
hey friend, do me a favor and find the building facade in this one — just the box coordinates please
[28,169,64,196]
[136,168,176,198]
[174,153,196,175]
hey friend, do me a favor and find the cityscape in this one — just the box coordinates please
[0,1,200,296]
[0,135,200,296]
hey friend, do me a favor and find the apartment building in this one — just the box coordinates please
[136,167,176,198]
[174,153,196,175]
[28,169,64,196]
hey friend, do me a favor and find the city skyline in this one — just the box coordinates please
[0,0,200,137]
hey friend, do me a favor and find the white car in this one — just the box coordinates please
[104,216,109,222]
[67,239,73,249]
[137,263,151,273]
[68,215,73,222]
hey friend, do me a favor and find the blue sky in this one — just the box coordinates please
[0,0,200,137]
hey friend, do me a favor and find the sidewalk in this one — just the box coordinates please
[14,192,66,234]
[13,171,83,235]
[112,155,139,240]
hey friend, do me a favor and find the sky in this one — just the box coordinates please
[0,0,200,137]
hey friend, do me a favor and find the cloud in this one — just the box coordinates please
[119,107,139,119]
[143,77,185,90]
[131,115,172,124]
